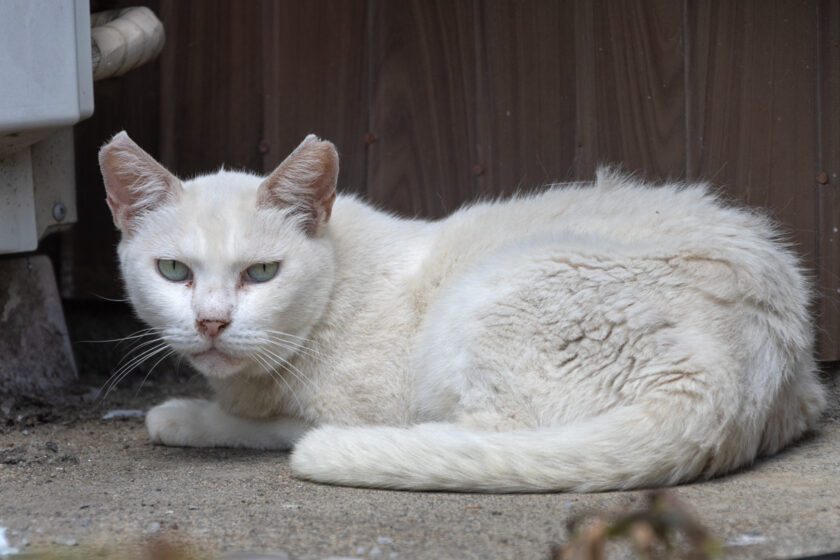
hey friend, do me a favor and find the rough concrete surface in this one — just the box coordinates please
[0,255,77,398]
[1,338,838,559]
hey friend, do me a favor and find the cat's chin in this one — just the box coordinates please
[189,348,246,377]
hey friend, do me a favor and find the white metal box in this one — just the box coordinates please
[0,0,93,140]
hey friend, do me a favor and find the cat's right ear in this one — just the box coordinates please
[98,131,181,235]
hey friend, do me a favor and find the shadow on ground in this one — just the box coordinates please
[0,303,838,559]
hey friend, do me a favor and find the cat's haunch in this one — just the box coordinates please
[99,131,825,492]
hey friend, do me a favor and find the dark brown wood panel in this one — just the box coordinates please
[68,0,837,358]
[260,0,369,195]
[366,0,478,217]
[817,0,839,359]
[68,0,163,300]
[573,0,685,180]
[474,0,577,196]
[158,0,264,177]
[686,0,818,267]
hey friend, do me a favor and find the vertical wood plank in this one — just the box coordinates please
[474,0,577,196]
[367,0,477,217]
[817,0,840,359]
[158,0,264,177]
[260,0,369,195]
[69,0,162,299]
[573,0,685,180]
[685,1,817,261]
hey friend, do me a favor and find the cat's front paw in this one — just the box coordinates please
[146,398,212,447]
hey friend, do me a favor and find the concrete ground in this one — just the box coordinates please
[1,373,837,560]
[1,304,838,559]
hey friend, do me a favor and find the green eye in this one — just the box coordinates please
[245,262,280,283]
[157,259,191,282]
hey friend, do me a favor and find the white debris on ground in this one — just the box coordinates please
[0,527,18,557]
[101,409,145,420]
[726,532,767,546]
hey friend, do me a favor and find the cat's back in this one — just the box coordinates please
[417,172,815,389]
[411,172,823,459]
[438,171,771,252]
[423,171,796,298]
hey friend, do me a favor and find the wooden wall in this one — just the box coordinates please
[71,0,840,360]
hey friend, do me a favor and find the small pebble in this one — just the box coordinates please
[101,409,144,420]
[726,532,767,546]
[146,522,160,533]
[54,537,77,546]
[45,441,58,453]
[188,505,198,510]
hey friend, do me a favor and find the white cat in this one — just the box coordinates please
[98,131,825,492]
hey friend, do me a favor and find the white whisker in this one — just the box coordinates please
[114,335,167,367]
[262,335,325,362]
[252,351,305,415]
[263,330,326,358]
[262,329,318,344]
[78,327,161,345]
[261,330,326,362]
[257,345,317,397]
[92,293,130,303]
[134,349,176,397]
[99,341,170,399]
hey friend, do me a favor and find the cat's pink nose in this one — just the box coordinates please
[196,319,229,338]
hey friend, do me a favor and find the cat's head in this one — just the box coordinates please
[98,131,338,378]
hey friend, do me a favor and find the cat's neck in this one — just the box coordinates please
[324,195,434,302]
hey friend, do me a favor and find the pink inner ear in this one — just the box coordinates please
[257,136,339,236]
[99,132,181,233]
[104,195,120,223]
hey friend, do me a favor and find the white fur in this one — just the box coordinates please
[103,135,825,492]
[146,398,310,449]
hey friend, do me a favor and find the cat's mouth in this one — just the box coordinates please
[194,347,232,359]
[190,347,244,375]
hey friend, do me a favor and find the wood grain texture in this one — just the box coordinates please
[366,0,477,217]
[573,0,685,180]
[474,0,577,196]
[685,1,817,262]
[260,0,369,195]
[816,0,839,359]
[70,1,836,359]
[158,0,264,177]
[68,0,163,299]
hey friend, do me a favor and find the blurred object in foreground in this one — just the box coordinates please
[551,491,721,560]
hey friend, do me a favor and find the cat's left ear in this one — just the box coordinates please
[257,134,338,236]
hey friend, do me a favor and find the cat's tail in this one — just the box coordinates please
[289,404,755,492]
